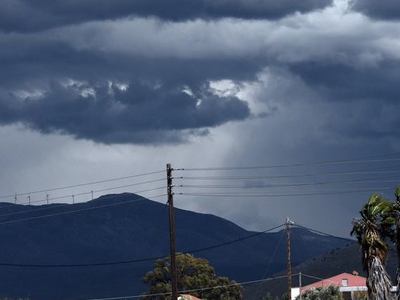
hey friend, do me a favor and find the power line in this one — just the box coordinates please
[175,152,400,171]
[0,224,285,268]
[0,190,167,226]
[187,224,284,256]
[252,230,286,300]
[0,170,165,200]
[175,169,400,181]
[81,274,292,300]
[0,178,166,210]
[0,180,166,218]
[178,176,400,189]
[293,223,356,243]
[177,186,395,198]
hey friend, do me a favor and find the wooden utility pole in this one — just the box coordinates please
[286,217,293,300]
[167,164,178,300]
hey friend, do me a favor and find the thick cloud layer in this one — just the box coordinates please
[0,80,249,144]
[1,0,400,237]
[0,19,265,144]
[351,0,400,20]
[0,0,332,33]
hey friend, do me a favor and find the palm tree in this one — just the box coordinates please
[351,194,394,300]
[391,186,400,299]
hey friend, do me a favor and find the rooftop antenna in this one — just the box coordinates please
[91,190,94,200]
[14,193,18,204]
[27,195,31,205]
[46,192,49,205]
[72,195,75,204]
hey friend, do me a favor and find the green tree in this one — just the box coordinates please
[295,285,342,300]
[351,194,394,300]
[142,253,242,300]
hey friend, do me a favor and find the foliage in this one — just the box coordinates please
[352,290,368,300]
[262,293,280,300]
[351,194,394,300]
[142,253,242,300]
[295,285,342,300]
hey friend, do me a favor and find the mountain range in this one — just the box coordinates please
[0,193,351,300]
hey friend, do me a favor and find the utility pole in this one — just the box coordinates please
[286,217,294,300]
[299,272,302,300]
[167,164,178,300]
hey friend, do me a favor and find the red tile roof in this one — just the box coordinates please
[303,273,366,291]
[179,294,202,300]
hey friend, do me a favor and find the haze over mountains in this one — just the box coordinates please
[0,193,351,300]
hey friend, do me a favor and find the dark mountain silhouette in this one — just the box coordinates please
[244,242,398,298]
[0,193,349,300]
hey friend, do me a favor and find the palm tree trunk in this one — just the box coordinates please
[397,220,400,300]
[367,256,393,300]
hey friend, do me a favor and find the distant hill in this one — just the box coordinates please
[244,242,398,298]
[0,193,349,300]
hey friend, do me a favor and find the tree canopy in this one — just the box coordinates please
[296,285,342,300]
[142,254,242,300]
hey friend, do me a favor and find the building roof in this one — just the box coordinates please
[178,294,202,300]
[302,272,366,291]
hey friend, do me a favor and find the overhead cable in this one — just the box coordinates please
[0,224,284,267]
[293,223,356,243]
[176,169,400,181]
[0,182,166,218]
[0,190,166,226]
[175,152,400,171]
[0,170,165,200]
[177,186,395,198]
[81,274,292,300]
[178,176,400,189]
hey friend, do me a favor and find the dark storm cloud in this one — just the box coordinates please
[0,81,249,144]
[287,59,400,139]
[0,0,332,32]
[0,35,256,144]
[289,60,400,102]
[351,0,400,20]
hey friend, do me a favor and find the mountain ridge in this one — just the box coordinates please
[0,193,350,300]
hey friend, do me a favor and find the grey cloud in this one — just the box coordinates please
[281,59,400,140]
[351,0,400,20]
[0,78,251,145]
[0,34,255,144]
[0,0,332,32]
[289,60,400,103]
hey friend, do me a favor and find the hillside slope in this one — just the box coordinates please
[0,193,349,300]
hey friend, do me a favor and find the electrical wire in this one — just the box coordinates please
[178,176,400,189]
[175,169,400,181]
[175,152,400,171]
[0,170,165,200]
[177,186,395,198]
[80,274,292,300]
[0,178,166,210]
[300,273,339,285]
[0,224,285,267]
[0,189,167,226]
[293,223,356,243]
[252,230,286,300]
[0,180,166,218]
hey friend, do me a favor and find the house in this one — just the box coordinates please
[178,294,202,300]
[291,272,367,300]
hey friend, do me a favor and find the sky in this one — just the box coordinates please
[0,0,400,237]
